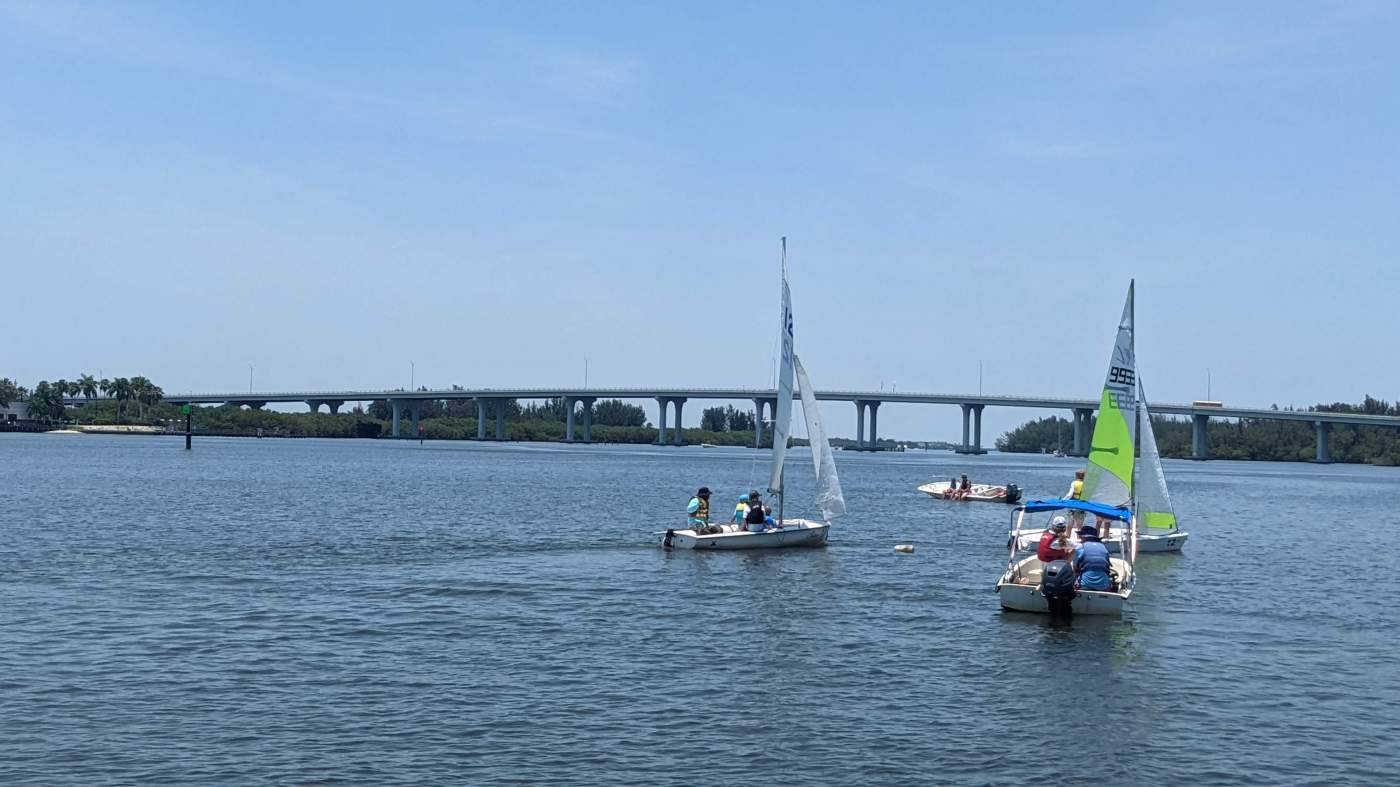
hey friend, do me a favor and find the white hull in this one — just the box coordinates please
[917,482,1020,504]
[995,555,1133,616]
[1104,531,1189,554]
[662,520,829,550]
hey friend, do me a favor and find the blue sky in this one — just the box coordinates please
[3,1,1397,441]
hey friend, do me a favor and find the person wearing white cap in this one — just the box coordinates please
[1037,515,1072,563]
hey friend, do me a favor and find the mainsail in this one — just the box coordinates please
[768,240,795,495]
[794,353,845,522]
[1136,385,1178,532]
[1080,281,1137,508]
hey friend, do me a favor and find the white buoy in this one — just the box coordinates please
[894,544,915,553]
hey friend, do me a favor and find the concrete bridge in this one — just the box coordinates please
[129,387,1400,463]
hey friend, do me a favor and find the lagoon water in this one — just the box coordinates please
[3,433,1397,785]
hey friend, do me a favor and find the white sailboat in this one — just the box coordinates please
[996,282,1139,615]
[1105,383,1188,553]
[661,240,845,550]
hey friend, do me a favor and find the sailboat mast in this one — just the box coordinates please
[1129,279,1138,513]
[777,237,786,525]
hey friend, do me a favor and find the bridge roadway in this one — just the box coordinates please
[121,387,1400,462]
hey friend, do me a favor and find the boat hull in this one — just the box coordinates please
[917,482,1021,504]
[995,555,1132,616]
[662,520,829,550]
[1104,531,1189,554]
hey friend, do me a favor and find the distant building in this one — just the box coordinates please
[0,402,31,424]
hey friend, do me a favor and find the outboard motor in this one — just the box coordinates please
[662,529,675,549]
[1004,484,1022,504]
[1040,559,1077,617]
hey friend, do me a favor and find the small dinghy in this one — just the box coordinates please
[917,480,1022,504]
[661,240,846,551]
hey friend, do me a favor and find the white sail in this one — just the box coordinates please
[1136,384,1178,532]
[768,240,795,495]
[794,353,845,522]
[1081,281,1137,508]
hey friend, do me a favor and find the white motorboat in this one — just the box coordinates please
[999,500,1136,615]
[917,480,1022,504]
[996,282,1142,616]
[661,239,846,551]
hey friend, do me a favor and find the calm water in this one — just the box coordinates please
[3,433,1397,785]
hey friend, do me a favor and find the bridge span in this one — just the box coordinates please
[126,387,1400,463]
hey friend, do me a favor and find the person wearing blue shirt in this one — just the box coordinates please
[687,487,713,534]
[1073,524,1114,592]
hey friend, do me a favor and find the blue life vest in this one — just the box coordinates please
[1074,541,1111,573]
[1074,541,1113,590]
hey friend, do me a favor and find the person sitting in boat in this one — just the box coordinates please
[687,487,714,534]
[763,505,776,528]
[1037,516,1072,563]
[1073,524,1115,592]
[958,474,972,500]
[732,494,750,524]
[946,477,960,500]
[744,491,768,532]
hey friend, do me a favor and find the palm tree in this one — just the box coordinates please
[0,378,24,409]
[110,377,133,423]
[98,378,111,398]
[130,377,163,420]
[78,374,98,401]
[26,381,64,424]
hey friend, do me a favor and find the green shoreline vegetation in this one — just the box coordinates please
[2,375,954,449]
[996,396,1400,466]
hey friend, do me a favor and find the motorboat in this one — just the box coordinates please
[997,499,1136,616]
[996,282,1142,616]
[917,480,1022,504]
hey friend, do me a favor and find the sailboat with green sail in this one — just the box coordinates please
[1103,381,1189,553]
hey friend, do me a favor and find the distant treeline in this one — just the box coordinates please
[2,377,770,444]
[996,396,1400,466]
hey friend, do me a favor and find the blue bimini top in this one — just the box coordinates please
[1020,498,1132,522]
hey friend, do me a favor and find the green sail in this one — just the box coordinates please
[1080,283,1137,508]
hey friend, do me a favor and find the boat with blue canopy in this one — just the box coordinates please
[995,282,1141,616]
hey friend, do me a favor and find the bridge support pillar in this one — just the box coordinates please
[672,398,687,446]
[957,404,987,454]
[1072,408,1092,457]
[754,398,767,447]
[306,400,325,414]
[475,399,487,440]
[654,398,669,445]
[867,401,880,450]
[580,398,596,443]
[565,397,577,442]
[1314,421,1331,464]
[410,401,422,438]
[855,401,866,448]
[495,399,507,441]
[326,401,343,415]
[1191,414,1210,460]
[391,400,402,438]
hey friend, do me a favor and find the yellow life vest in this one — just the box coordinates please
[690,496,710,521]
[1070,479,1084,500]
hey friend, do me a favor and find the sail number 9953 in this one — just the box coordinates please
[1108,366,1135,387]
